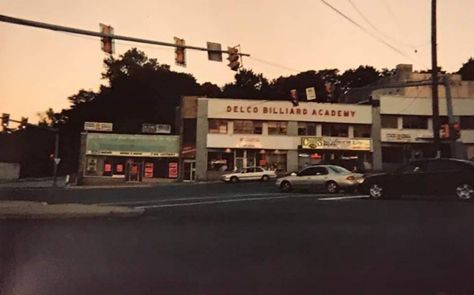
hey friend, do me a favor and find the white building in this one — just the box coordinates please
[180,97,374,181]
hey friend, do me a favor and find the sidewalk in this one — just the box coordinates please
[0,178,222,190]
[0,201,144,219]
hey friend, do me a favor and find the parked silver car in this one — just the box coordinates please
[275,165,364,193]
[220,167,277,183]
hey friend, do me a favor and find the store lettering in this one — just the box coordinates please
[226,105,356,117]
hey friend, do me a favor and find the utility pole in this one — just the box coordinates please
[431,0,441,157]
[52,129,60,188]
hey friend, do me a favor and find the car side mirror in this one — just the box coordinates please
[290,172,297,176]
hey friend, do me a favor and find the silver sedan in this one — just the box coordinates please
[275,165,364,193]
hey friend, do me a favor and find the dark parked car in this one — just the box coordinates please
[360,158,474,201]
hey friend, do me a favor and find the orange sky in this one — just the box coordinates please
[1,0,473,123]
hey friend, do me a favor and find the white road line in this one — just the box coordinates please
[99,193,287,206]
[318,195,369,201]
[136,195,290,209]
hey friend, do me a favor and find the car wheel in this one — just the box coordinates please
[368,183,384,199]
[280,181,292,192]
[326,181,339,194]
[261,175,270,182]
[230,176,239,183]
[455,183,474,201]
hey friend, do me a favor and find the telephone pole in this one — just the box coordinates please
[431,0,441,157]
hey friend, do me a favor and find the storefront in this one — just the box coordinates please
[79,133,180,184]
[300,136,373,172]
[188,97,373,180]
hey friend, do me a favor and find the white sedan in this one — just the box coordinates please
[220,167,277,183]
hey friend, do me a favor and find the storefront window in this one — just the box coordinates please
[208,151,234,171]
[298,122,316,136]
[353,124,371,138]
[403,116,428,129]
[461,116,474,129]
[381,115,398,129]
[208,119,228,134]
[234,120,263,134]
[268,121,287,135]
[322,123,349,137]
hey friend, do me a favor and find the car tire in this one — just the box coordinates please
[368,183,384,199]
[280,181,292,192]
[326,181,339,194]
[230,176,239,183]
[455,183,474,201]
[261,175,270,182]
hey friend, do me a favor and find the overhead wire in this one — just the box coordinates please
[347,0,426,50]
[319,0,426,68]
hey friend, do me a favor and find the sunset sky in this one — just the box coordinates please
[1,0,473,123]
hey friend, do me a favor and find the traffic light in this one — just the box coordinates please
[20,117,28,129]
[100,23,114,54]
[174,37,186,67]
[441,123,449,139]
[453,122,461,139]
[1,113,9,128]
[227,47,240,71]
[290,89,299,107]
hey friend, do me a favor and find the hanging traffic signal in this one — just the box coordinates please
[20,117,28,129]
[174,37,186,67]
[290,89,299,107]
[100,23,114,54]
[227,47,240,71]
[1,113,9,128]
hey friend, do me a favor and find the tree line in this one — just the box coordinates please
[2,48,474,178]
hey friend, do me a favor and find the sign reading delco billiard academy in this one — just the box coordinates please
[206,99,372,124]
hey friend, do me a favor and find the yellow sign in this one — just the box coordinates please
[301,137,371,151]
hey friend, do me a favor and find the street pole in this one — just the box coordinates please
[52,130,59,187]
[431,0,441,157]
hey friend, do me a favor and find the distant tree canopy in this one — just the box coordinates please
[8,50,474,178]
[458,57,474,81]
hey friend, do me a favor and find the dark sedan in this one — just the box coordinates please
[360,158,474,200]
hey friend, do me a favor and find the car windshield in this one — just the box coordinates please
[328,165,351,174]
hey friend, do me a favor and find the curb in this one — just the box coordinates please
[0,201,145,220]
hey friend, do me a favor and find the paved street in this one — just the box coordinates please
[0,182,290,204]
[1,183,474,295]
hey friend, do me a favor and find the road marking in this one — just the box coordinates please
[318,195,369,201]
[99,193,288,206]
[136,195,290,209]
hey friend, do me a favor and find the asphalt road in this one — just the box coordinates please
[1,186,474,295]
[0,182,282,204]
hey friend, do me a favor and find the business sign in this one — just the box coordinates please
[84,121,113,132]
[206,98,372,124]
[306,87,316,101]
[168,162,178,178]
[301,137,372,151]
[142,124,171,134]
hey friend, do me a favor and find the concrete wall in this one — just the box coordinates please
[0,162,20,180]
[195,99,209,180]
[286,121,299,173]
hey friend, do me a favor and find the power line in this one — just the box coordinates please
[347,0,425,50]
[248,56,303,74]
[0,14,250,57]
[319,0,421,66]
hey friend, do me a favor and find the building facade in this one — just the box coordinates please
[78,132,180,185]
[180,97,374,181]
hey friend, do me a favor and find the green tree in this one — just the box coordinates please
[458,57,474,80]
[222,69,270,99]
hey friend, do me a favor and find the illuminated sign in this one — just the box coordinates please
[301,137,371,151]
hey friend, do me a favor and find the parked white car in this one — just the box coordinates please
[220,167,277,183]
[275,165,364,193]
